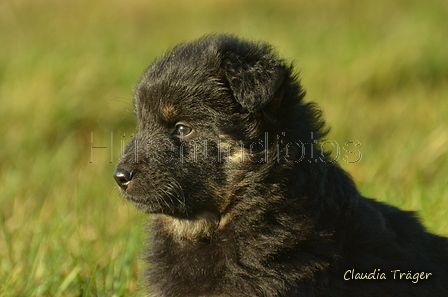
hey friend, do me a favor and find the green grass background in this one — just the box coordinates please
[1,0,447,296]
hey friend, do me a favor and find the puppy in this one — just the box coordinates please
[114,34,448,296]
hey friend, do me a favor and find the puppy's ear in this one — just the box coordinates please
[223,53,286,113]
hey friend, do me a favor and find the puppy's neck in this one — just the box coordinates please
[156,212,229,241]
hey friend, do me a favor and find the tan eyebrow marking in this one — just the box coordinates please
[160,104,178,122]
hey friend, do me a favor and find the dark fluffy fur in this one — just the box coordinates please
[114,34,448,296]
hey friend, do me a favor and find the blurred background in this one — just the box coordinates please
[0,0,447,296]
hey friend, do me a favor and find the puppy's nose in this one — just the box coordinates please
[113,168,134,190]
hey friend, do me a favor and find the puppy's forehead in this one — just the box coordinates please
[133,43,233,123]
[134,69,230,124]
[134,84,181,123]
[135,79,214,124]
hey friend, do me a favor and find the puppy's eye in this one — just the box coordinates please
[174,124,192,136]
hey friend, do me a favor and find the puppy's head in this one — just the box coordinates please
[114,35,323,225]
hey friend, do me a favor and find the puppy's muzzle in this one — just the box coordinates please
[113,168,134,190]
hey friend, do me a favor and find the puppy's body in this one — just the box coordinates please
[114,35,448,296]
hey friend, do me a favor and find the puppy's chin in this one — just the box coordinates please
[121,193,183,215]
[128,199,165,214]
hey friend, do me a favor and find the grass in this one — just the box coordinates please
[0,0,447,295]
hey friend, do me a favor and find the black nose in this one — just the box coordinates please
[113,168,134,190]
